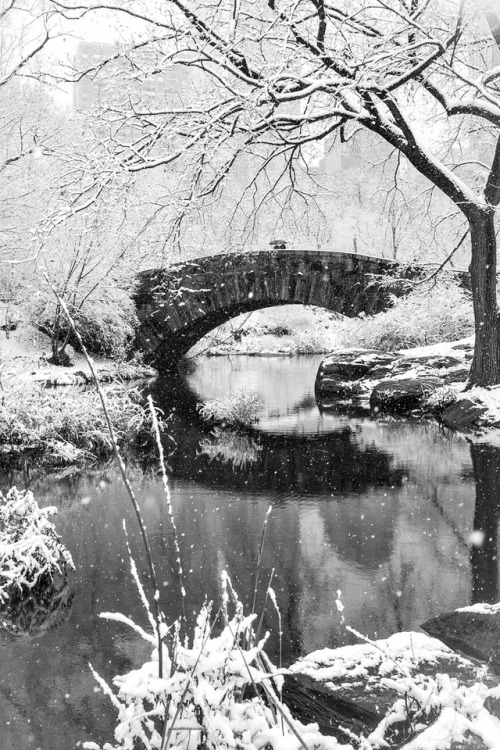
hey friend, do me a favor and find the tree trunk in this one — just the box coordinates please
[468,210,500,387]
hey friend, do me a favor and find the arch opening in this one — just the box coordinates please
[186,304,342,360]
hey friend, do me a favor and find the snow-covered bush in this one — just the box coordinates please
[197,392,262,426]
[424,386,459,414]
[341,277,473,351]
[0,384,150,463]
[0,487,74,602]
[85,571,346,750]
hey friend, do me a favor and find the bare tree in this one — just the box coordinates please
[32,205,139,364]
[0,1,65,319]
[0,1,59,85]
[52,0,500,386]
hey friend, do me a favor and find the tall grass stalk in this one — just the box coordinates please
[251,505,273,621]
[160,610,218,750]
[254,567,275,646]
[47,280,165,678]
[268,586,283,671]
[228,631,309,750]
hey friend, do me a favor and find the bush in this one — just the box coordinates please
[31,284,138,360]
[197,391,262,426]
[0,383,149,463]
[70,286,138,358]
[340,277,473,351]
[0,487,74,603]
[424,385,459,414]
[88,571,346,750]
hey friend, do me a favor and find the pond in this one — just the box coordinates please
[0,354,498,749]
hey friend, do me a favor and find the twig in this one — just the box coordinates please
[227,621,310,750]
[161,606,223,750]
[414,229,469,286]
[45,275,164,678]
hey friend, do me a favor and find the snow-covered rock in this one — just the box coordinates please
[291,631,500,749]
[370,376,443,411]
[422,605,500,674]
[315,339,473,418]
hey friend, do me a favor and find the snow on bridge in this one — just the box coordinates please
[133,249,423,371]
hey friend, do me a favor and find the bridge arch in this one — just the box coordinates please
[134,250,402,371]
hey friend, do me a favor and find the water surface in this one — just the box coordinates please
[0,354,497,749]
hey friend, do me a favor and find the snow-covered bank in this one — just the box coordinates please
[1,318,157,388]
[315,337,500,438]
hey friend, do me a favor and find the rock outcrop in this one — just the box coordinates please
[441,399,489,431]
[370,375,442,411]
[422,603,500,674]
[289,629,499,748]
[316,340,474,417]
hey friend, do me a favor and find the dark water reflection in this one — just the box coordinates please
[0,354,498,749]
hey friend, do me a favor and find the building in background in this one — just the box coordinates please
[73,41,187,111]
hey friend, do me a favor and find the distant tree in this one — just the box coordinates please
[0,1,63,324]
[0,1,60,166]
[31,205,138,364]
[52,0,500,386]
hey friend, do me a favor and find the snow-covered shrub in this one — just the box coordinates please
[86,572,345,750]
[424,386,459,414]
[197,392,262,426]
[0,487,74,602]
[340,277,473,351]
[32,283,138,360]
[0,383,149,463]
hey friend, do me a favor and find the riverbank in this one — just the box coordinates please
[0,322,158,467]
[0,383,155,466]
[0,319,156,387]
[315,336,500,437]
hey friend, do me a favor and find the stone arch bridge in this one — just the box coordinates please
[133,250,444,371]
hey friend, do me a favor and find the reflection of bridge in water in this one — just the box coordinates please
[168,419,407,497]
[134,250,413,371]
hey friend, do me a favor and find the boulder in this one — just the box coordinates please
[422,603,500,675]
[290,631,498,748]
[441,399,488,431]
[390,354,463,376]
[442,366,470,384]
[370,376,442,411]
[452,341,474,355]
[314,379,361,399]
[279,674,379,742]
[317,349,398,382]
